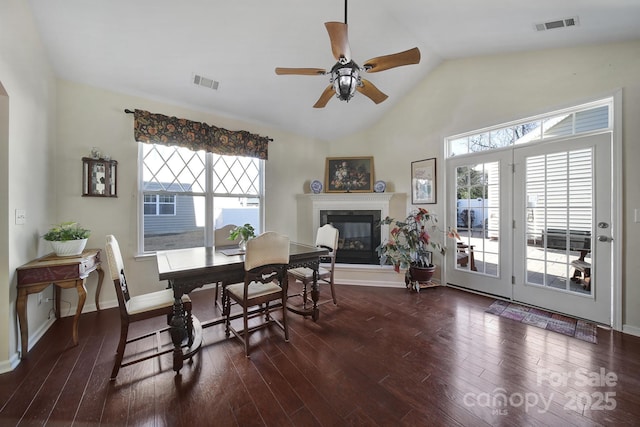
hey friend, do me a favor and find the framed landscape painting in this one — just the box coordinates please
[325,157,374,192]
[411,158,436,204]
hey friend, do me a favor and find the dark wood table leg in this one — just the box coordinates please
[170,295,187,373]
[310,268,320,321]
[286,260,322,321]
[17,289,28,358]
[55,285,61,319]
[72,279,87,346]
[95,266,104,311]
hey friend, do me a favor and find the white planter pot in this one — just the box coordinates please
[50,238,88,257]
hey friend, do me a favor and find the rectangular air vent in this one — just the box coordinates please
[193,74,219,90]
[534,16,579,32]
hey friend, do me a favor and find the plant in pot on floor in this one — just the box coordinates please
[228,223,256,251]
[376,208,459,292]
[43,221,91,257]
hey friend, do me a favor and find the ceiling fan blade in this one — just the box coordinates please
[362,47,421,73]
[275,67,327,76]
[325,22,351,62]
[313,85,336,108]
[357,79,388,104]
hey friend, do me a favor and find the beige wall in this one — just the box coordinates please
[53,81,327,312]
[0,0,58,370]
[328,40,640,332]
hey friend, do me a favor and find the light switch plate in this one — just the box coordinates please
[15,209,26,225]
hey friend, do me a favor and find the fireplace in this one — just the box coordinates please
[320,210,381,265]
[298,192,404,270]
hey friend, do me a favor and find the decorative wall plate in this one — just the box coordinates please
[374,180,386,193]
[310,179,323,194]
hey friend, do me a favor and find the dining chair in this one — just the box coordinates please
[224,231,290,357]
[213,224,240,311]
[105,234,192,380]
[288,223,339,307]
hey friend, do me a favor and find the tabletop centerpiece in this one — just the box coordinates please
[228,223,256,251]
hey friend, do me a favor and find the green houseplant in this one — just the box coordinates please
[43,221,91,256]
[376,208,459,291]
[228,223,256,250]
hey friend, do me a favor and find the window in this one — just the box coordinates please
[144,194,176,216]
[139,143,263,253]
[446,99,612,157]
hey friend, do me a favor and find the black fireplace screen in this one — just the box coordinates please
[320,210,381,265]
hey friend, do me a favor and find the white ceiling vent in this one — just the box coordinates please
[534,16,579,32]
[193,74,219,90]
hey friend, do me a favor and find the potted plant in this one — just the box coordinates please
[43,221,91,257]
[376,208,459,291]
[228,223,256,250]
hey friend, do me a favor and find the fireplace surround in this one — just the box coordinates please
[296,192,406,262]
[320,209,381,264]
[296,192,408,287]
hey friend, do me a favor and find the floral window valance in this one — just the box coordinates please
[131,109,271,160]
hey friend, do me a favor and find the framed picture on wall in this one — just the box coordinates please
[411,158,436,204]
[325,157,374,192]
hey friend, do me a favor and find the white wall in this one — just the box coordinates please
[329,39,640,331]
[0,0,58,370]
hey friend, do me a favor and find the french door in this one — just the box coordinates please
[512,133,612,324]
[446,149,513,298]
[446,133,613,324]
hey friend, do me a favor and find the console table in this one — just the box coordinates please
[16,249,104,358]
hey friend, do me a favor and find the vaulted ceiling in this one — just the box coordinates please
[27,0,640,141]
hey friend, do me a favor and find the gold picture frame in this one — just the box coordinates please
[325,157,374,193]
[411,158,436,204]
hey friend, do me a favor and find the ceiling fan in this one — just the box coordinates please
[274,0,421,108]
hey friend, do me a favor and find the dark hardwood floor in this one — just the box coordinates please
[2,282,640,426]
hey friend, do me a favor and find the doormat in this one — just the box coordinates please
[486,300,598,344]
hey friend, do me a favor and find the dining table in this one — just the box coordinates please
[156,242,329,373]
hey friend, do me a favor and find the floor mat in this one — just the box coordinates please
[486,300,597,343]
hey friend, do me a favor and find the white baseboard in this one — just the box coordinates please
[622,324,640,337]
[6,316,57,371]
[26,316,56,352]
[335,278,406,288]
[334,263,407,288]
[0,352,20,374]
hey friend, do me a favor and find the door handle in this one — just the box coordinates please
[597,235,612,242]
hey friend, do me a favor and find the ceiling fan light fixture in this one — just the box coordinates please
[274,0,420,108]
[331,61,361,102]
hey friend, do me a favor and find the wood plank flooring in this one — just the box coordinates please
[2,283,640,426]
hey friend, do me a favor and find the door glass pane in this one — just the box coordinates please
[524,149,593,295]
[455,162,499,276]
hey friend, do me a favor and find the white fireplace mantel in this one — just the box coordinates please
[296,193,406,242]
[295,192,408,287]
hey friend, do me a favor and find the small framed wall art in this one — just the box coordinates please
[82,157,118,197]
[325,156,374,193]
[411,158,436,204]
